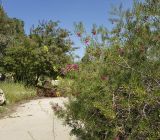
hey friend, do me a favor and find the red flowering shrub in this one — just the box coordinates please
[55,1,160,140]
[60,64,79,80]
[62,64,79,74]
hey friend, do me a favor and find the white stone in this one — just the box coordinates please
[51,80,60,86]
[0,89,6,105]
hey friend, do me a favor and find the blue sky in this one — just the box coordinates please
[2,0,134,59]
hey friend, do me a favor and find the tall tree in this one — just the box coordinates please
[3,20,74,85]
[0,6,25,73]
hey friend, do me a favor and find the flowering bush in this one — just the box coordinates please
[61,64,79,74]
[55,0,160,139]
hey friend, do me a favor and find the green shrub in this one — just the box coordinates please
[55,0,160,139]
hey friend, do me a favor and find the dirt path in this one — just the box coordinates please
[0,98,77,140]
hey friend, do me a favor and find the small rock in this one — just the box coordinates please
[0,89,6,106]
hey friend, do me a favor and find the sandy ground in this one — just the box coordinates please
[0,98,77,140]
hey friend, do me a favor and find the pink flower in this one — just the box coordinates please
[66,64,72,71]
[64,64,79,73]
[72,64,79,70]
[77,32,81,37]
[84,38,90,46]
[92,30,96,35]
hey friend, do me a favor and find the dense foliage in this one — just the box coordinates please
[0,7,74,85]
[56,0,160,139]
[0,6,25,72]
